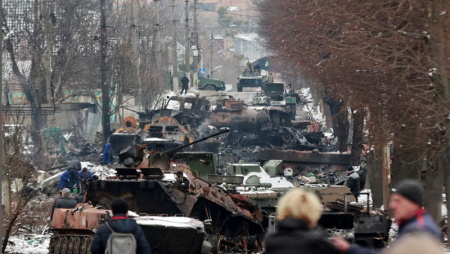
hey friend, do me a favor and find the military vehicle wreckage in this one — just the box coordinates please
[50,130,265,254]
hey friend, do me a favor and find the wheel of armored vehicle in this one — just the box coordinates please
[204,84,216,91]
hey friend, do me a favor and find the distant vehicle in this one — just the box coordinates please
[237,75,267,92]
[197,75,226,91]
[178,71,226,91]
[237,61,268,92]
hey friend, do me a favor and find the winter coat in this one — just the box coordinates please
[181,77,190,87]
[347,209,442,254]
[79,171,93,182]
[57,171,69,189]
[102,143,113,165]
[346,171,361,196]
[90,215,151,254]
[358,169,367,190]
[55,196,77,209]
[68,160,82,171]
[265,218,340,254]
[67,169,80,192]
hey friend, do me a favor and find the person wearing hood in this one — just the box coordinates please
[333,179,442,254]
[103,142,113,165]
[91,199,151,254]
[265,188,340,254]
[67,160,81,193]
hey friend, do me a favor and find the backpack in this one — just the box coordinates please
[104,222,137,254]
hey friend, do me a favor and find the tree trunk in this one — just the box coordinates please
[390,142,423,187]
[367,148,384,209]
[423,156,443,222]
[350,110,364,165]
[327,98,349,153]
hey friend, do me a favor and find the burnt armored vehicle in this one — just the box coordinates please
[50,204,207,254]
[110,116,141,155]
[68,131,265,254]
[210,98,292,147]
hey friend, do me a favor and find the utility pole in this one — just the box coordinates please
[171,0,179,93]
[210,30,214,78]
[184,0,190,87]
[100,0,111,144]
[130,0,142,111]
[154,0,162,84]
[192,0,198,89]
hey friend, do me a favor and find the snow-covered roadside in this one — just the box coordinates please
[6,234,50,254]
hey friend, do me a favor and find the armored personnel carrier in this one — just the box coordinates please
[50,204,207,254]
[50,131,265,254]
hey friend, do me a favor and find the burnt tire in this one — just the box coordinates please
[204,85,216,91]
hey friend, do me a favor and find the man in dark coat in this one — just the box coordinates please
[180,74,189,95]
[91,199,151,254]
[333,179,442,254]
[346,166,360,201]
[358,168,367,190]
[51,188,77,220]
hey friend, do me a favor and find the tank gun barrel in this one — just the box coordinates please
[165,129,230,156]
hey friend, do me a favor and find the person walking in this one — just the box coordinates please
[91,199,151,254]
[265,188,340,254]
[103,142,113,165]
[346,166,360,201]
[333,179,442,254]
[180,74,189,95]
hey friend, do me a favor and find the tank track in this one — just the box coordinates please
[49,234,93,254]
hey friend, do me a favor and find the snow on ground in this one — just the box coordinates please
[358,189,373,207]
[81,161,116,179]
[6,234,50,254]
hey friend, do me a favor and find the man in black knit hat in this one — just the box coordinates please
[333,179,441,254]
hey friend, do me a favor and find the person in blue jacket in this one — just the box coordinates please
[102,143,113,165]
[57,171,69,190]
[79,168,93,182]
[333,179,442,254]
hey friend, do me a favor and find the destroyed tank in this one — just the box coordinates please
[110,116,140,155]
[210,98,292,147]
[50,204,207,254]
[77,130,264,253]
[252,83,298,120]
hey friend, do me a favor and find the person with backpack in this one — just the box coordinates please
[91,199,151,254]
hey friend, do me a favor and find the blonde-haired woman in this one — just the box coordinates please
[265,188,340,254]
